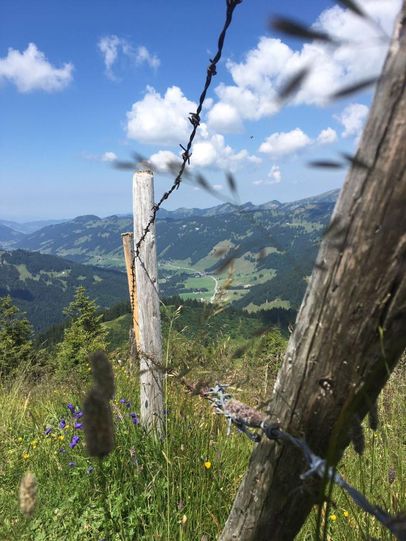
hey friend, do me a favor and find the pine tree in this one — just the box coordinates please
[56,287,108,375]
[0,296,34,377]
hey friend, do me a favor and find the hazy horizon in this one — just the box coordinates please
[0,186,340,223]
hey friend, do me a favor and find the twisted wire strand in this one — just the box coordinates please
[134,0,243,259]
[205,384,406,541]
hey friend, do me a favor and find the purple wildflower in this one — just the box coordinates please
[74,422,83,430]
[130,412,139,426]
[67,403,75,414]
[59,419,66,429]
[119,398,126,404]
[68,462,76,468]
[73,411,83,419]
[44,427,52,435]
[125,402,131,409]
[86,465,94,474]
[69,435,80,449]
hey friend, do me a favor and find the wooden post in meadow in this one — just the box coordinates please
[121,232,140,355]
[133,170,164,434]
[220,5,406,539]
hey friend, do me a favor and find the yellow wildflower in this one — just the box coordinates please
[22,452,30,460]
[330,514,337,522]
[58,435,64,441]
[343,510,349,518]
[31,440,38,446]
[18,437,23,443]
[204,461,212,470]
[181,515,187,525]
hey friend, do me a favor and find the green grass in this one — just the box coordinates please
[104,314,133,351]
[299,369,406,540]
[15,264,33,281]
[0,352,404,540]
[246,298,291,312]
[0,368,251,540]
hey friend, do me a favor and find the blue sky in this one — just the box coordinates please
[0,0,400,220]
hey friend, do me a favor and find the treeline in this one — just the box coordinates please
[0,286,107,380]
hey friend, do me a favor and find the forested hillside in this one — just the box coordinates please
[0,249,128,330]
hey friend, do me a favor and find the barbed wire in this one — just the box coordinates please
[202,383,406,541]
[134,0,243,259]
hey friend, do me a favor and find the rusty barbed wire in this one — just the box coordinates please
[134,0,243,259]
[204,383,406,541]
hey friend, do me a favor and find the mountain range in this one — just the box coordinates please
[0,190,339,326]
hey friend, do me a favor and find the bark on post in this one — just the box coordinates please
[121,232,140,348]
[220,6,406,540]
[133,170,164,434]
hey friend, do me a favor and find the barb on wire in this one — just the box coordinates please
[134,0,242,258]
[204,384,406,541]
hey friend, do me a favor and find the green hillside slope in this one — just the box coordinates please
[0,249,128,330]
[10,190,337,312]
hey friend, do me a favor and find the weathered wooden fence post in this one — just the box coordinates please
[121,232,140,358]
[220,4,406,540]
[133,170,164,434]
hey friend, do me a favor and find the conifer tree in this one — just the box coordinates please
[57,287,108,375]
[0,295,34,377]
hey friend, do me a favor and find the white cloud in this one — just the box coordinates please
[259,128,312,157]
[192,133,260,172]
[98,35,160,79]
[207,102,243,133]
[0,43,73,93]
[335,103,369,138]
[253,164,282,185]
[317,127,337,145]
[98,35,121,80]
[101,151,118,162]
[131,45,160,69]
[268,165,282,183]
[148,150,180,173]
[126,86,196,145]
[207,0,400,129]
[125,84,261,172]
[213,184,224,191]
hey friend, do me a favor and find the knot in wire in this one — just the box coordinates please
[208,61,217,76]
[180,144,192,164]
[188,112,200,128]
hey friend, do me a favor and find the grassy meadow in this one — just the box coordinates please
[0,315,405,540]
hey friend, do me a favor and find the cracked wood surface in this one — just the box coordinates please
[133,171,164,434]
[220,4,406,540]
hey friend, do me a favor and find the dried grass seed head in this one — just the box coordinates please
[19,472,37,517]
[83,387,114,458]
[89,350,115,400]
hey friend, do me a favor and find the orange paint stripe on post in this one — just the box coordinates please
[121,232,140,347]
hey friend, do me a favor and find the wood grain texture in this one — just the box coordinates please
[220,4,406,540]
[121,232,140,347]
[133,171,164,434]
